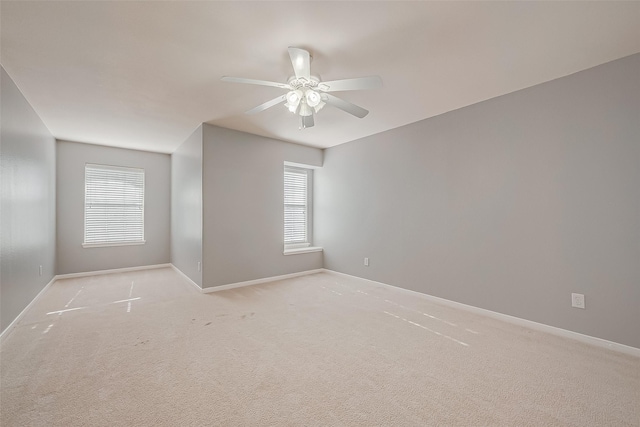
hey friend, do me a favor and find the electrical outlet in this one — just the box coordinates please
[571,293,585,309]
[364,257,369,267]
[39,265,43,276]
[197,262,201,272]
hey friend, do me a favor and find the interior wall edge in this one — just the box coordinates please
[171,264,202,293]
[170,124,203,287]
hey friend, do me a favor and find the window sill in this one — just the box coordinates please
[283,246,323,256]
[83,241,146,248]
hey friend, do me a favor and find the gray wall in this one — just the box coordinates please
[171,125,203,287]
[1,67,56,333]
[315,54,640,348]
[202,124,323,288]
[56,141,171,274]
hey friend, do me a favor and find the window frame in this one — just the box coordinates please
[83,163,146,248]
[284,165,312,249]
[283,162,322,255]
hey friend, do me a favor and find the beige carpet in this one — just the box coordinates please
[1,268,638,426]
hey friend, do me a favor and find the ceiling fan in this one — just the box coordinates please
[221,47,383,129]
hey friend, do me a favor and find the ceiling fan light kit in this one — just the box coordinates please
[222,47,382,129]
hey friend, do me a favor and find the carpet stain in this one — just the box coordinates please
[205,322,212,326]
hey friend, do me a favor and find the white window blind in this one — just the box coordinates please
[84,163,145,246]
[284,166,310,247]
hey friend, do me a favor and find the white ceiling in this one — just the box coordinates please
[2,1,639,153]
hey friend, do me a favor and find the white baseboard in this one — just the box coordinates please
[322,269,640,358]
[55,263,171,280]
[10,265,633,357]
[202,269,324,293]
[170,264,203,292]
[0,275,57,345]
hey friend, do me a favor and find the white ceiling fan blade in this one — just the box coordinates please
[323,94,369,118]
[245,94,287,115]
[318,76,383,92]
[301,114,314,129]
[221,76,291,90]
[288,47,311,81]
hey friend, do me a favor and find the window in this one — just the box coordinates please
[283,163,322,255]
[284,166,310,249]
[84,163,145,247]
